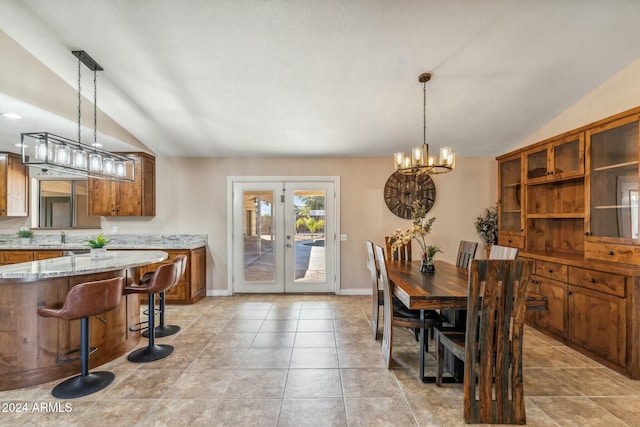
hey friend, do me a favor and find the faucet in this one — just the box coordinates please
[60,231,65,244]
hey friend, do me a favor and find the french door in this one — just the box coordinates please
[230,178,338,293]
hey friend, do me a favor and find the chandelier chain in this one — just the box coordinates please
[423,79,427,147]
[77,56,81,144]
[93,68,97,145]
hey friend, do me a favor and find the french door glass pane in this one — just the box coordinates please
[294,189,326,283]
[243,190,276,283]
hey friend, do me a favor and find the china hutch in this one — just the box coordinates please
[497,106,640,379]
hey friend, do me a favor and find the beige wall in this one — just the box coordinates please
[92,156,497,294]
[515,57,640,150]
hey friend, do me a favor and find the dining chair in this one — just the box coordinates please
[375,244,443,369]
[385,236,412,261]
[433,259,533,424]
[456,240,478,269]
[489,244,519,260]
[366,240,383,340]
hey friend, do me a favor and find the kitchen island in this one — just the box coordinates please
[0,250,168,391]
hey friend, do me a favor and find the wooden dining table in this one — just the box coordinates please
[386,259,547,382]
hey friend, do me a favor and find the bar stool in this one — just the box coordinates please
[125,261,178,362]
[141,255,187,338]
[37,277,124,399]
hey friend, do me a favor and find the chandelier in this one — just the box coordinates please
[21,51,135,181]
[393,72,455,175]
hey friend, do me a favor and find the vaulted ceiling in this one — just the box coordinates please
[1,0,640,158]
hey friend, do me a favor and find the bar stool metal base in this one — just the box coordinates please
[127,344,174,363]
[52,371,115,399]
[142,324,180,338]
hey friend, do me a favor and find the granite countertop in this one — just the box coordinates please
[0,234,207,251]
[0,250,168,280]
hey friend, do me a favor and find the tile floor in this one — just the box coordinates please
[3,295,640,426]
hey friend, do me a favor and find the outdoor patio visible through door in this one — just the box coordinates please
[230,178,338,293]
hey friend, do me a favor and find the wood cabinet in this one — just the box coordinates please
[497,152,525,248]
[0,250,33,265]
[525,133,584,184]
[499,105,640,378]
[585,114,640,263]
[139,247,206,304]
[88,152,155,216]
[0,152,29,217]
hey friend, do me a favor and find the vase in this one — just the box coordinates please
[421,256,435,273]
[20,237,31,245]
[90,248,107,260]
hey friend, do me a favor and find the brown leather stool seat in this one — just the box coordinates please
[125,261,179,362]
[37,277,124,399]
[140,255,187,338]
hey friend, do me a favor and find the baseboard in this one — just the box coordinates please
[208,289,232,296]
[338,288,372,296]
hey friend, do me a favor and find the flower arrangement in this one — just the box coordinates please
[87,233,111,249]
[474,204,498,246]
[390,200,437,259]
[17,227,33,238]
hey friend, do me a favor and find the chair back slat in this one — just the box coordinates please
[463,259,532,424]
[385,236,412,261]
[489,244,519,260]
[456,240,478,269]
[366,240,380,340]
[375,244,394,369]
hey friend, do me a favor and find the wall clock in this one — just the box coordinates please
[384,171,436,219]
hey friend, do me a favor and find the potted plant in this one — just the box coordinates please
[87,233,111,259]
[474,204,498,257]
[17,227,33,245]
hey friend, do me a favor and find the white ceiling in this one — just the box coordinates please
[1,0,640,158]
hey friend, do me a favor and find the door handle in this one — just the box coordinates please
[287,243,292,248]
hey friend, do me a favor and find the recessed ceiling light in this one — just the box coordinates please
[1,112,22,120]
[14,143,27,148]
[92,142,103,148]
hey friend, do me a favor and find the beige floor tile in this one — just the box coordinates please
[252,331,296,347]
[170,369,235,399]
[299,309,333,319]
[224,369,287,398]
[6,295,640,426]
[337,346,386,368]
[531,396,629,426]
[297,319,335,332]
[278,398,347,427]
[340,368,404,398]
[260,319,299,332]
[221,319,264,332]
[590,396,640,425]
[102,369,182,399]
[344,397,418,427]
[290,347,339,368]
[240,347,293,369]
[284,368,342,398]
[142,399,221,426]
[187,346,248,370]
[294,331,336,347]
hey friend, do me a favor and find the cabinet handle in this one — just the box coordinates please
[588,278,596,283]
[547,269,553,273]
[508,239,512,243]
[607,251,614,256]
[567,290,573,295]
[583,232,590,236]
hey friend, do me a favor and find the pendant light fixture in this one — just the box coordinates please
[393,72,455,175]
[21,50,135,181]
